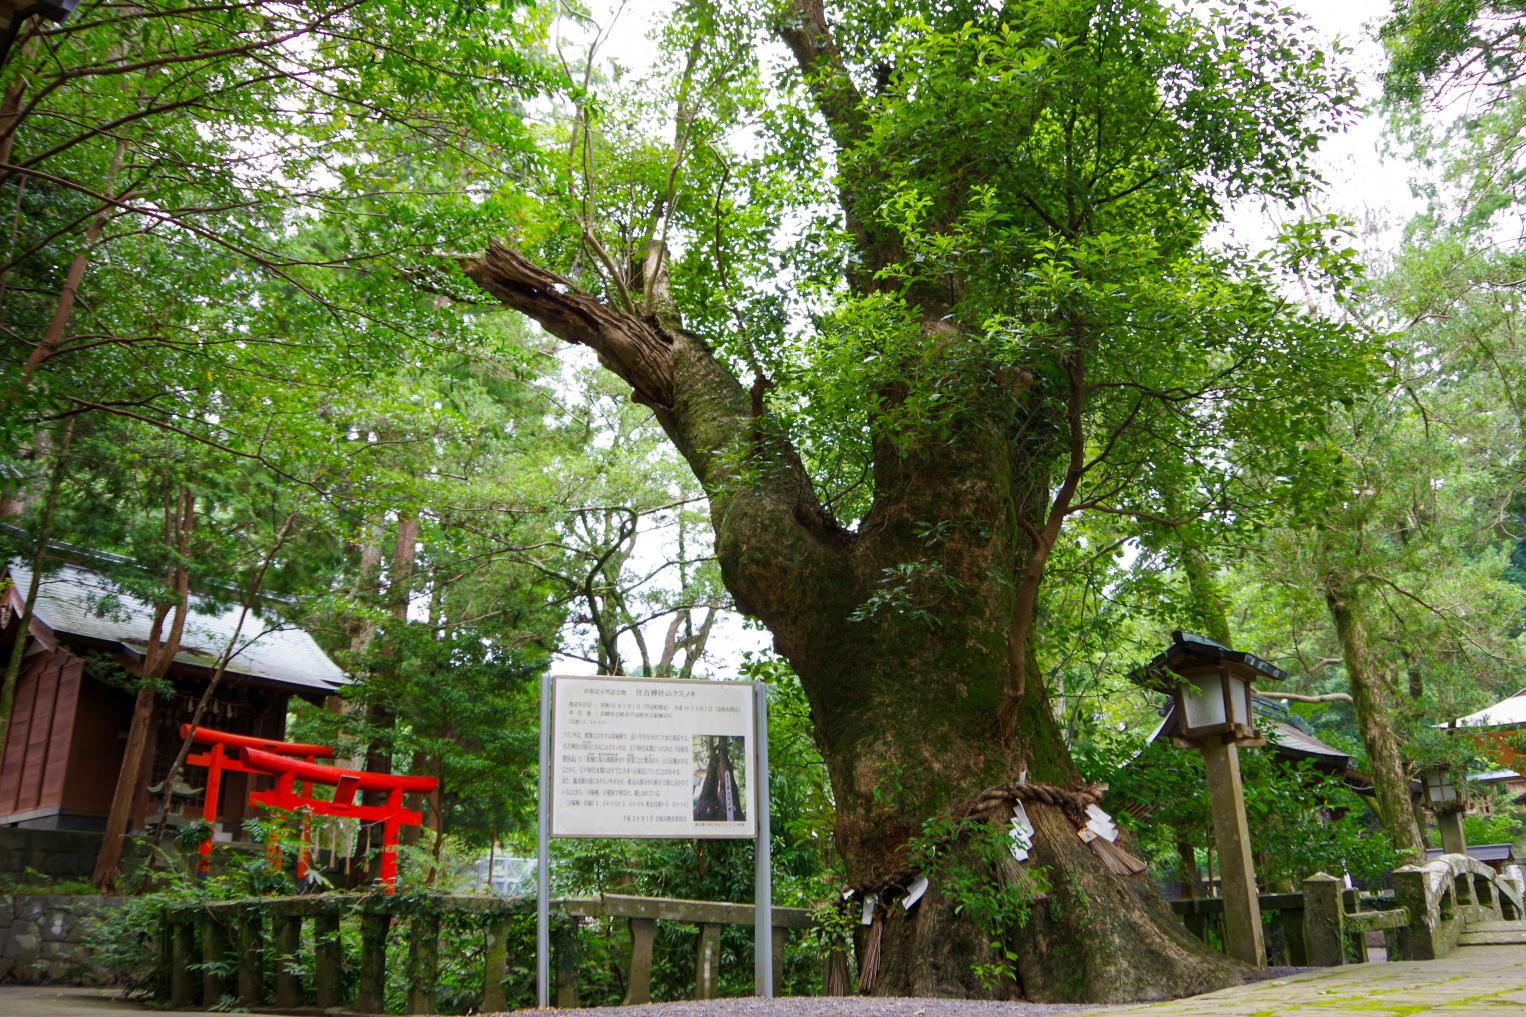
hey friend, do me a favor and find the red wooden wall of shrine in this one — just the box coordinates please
[0,648,131,826]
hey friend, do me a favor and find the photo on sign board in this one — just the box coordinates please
[692,735,746,822]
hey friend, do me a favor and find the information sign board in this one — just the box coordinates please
[550,674,756,839]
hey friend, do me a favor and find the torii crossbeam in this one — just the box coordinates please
[237,746,438,892]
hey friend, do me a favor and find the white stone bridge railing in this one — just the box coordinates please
[1390,853,1524,961]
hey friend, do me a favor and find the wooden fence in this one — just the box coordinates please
[160,892,822,1014]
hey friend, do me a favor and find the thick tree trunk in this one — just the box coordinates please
[1322,575,1424,862]
[465,247,1240,1001]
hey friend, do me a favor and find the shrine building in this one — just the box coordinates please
[0,557,345,834]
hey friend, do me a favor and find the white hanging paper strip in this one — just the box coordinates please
[1084,804,1119,843]
[1011,801,1035,841]
[903,876,929,910]
[1008,800,1034,862]
[861,894,877,925]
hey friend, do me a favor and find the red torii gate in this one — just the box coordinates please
[180,725,438,891]
[180,724,334,874]
[237,746,438,892]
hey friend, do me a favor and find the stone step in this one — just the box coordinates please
[1459,927,1526,946]
[1464,920,1526,934]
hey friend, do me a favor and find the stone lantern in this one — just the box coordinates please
[2,0,78,69]
[1423,764,1468,857]
[1140,631,1285,968]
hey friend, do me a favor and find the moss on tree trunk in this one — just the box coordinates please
[466,245,1245,1003]
[1323,575,1424,862]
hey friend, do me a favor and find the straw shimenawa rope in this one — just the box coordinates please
[846,781,1112,992]
[848,781,1107,899]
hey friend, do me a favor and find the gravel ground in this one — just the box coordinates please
[501,967,1311,1017]
[506,999,1103,1017]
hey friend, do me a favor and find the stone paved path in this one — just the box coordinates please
[1092,945,1526,1017]
[2,945,1523,1017]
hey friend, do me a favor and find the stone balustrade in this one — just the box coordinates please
[159,891,832,1013]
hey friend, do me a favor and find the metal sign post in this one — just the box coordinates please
[537,670,552,1009]
[753,679,773,998]
[536,674,772,1006]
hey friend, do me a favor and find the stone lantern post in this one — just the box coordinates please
[1140,631,1282,968]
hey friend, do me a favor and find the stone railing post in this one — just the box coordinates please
[169,913,195,1008]
[482,916,511,1013]
[274,913,303,1008]
[1393,866,1440,961]
[237,904,264,1007]
[1302,873,1345,967]
[358,911,391,1014]
[406,910,441,1015]
[556,917,581,1008]
[623,917,657,1005]
[315,911,342,1009]
[695,923,723,999]
[201,908,230,1006]
[155,906,172,1003]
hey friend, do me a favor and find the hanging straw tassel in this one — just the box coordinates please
[1090,835,1148,876]
[825,949,851,996]
[857,906,886,994]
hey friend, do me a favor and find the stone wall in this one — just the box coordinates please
[0,828,104,882]
[0,894,125,984]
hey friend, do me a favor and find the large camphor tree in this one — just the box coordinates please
[468,0,1371,1000]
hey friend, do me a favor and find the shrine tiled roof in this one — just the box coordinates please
[6,560,345,694]
[1452,688,1526,730]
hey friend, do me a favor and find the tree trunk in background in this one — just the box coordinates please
[1323,575,1424,862]
[0,420,74,749]
[357,511,417,883]
[1180,538,1233,647]
[92,486,194,890]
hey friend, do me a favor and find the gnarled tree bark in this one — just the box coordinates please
[465,244,1237,1000]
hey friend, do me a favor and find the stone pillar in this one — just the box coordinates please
[1201,737,1265,967]
[1302,872,1345,967]
[406,911,440,1015]
[169,917,195,1007]
[236,906,264,1007]
[201,910,230,1006]
[1438,809,1467,857]
[1392,866,1440,960]
[314,912,342,1009]
[482,917,511,1013]
[357,912,390,1014]
[555,918,581,1008]
[623,917,657,1005]
[274,914,303,1008]
[695,923,723,999]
